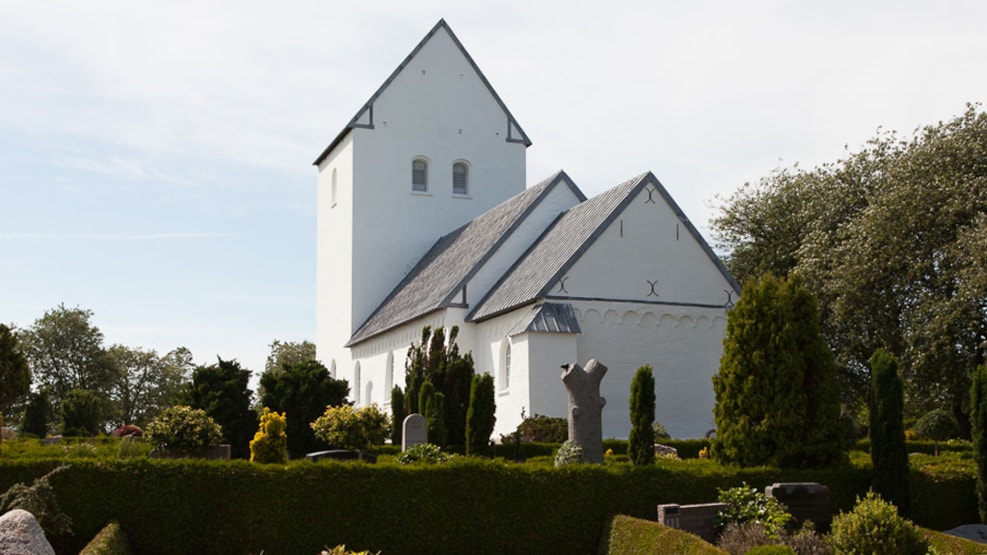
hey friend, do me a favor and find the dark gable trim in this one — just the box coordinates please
[313,19,532,167]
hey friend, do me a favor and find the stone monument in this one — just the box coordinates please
[561,359,607,463]
[402,413,428,451]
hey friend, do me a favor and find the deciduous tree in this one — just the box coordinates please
[105,345,192,428]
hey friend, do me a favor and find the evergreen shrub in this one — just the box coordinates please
[972,363,987,522]
[396,443,451,465]
[868,348,910,513]
[311,404,389,452]
[827,491,926,555]
[714,483,791,538]
[250,407,288,464]
[144,406,222,455]
[628,365,656,466]
[554,440,586,467]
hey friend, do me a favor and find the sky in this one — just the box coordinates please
[2,1,986,380]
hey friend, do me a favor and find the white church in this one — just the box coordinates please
[314,20,740,440]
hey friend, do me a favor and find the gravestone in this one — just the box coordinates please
[402,413,428,451]
[561,359,607,464]
[765,482,831,532]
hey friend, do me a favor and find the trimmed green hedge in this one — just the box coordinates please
[0,456,975,554]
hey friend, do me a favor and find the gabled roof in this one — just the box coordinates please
[507,302,581,336]
[346,172,584,346]
[313,19,532,166]
[469,172,742,322]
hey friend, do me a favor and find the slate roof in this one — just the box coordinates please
[469,172,742,322]
[313,19,531,166]
[346,171,584,346]
[507,302,581,336]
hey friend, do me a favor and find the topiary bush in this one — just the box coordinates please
[914,409,960,456]
[628,365,656,466]
[249,407,287,464]
[827,491,926,555]
[554,439,586,467]
[143,405,222,455]
[396,443,451,465]
[311,404,389,452]
[714,483,791,538]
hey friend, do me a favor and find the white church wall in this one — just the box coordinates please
[315,133,356,380]
[560,183,736,308]
[346,26,526,332]
[571,301,727,440]
[522,332,576,429]
[464,181,582,307]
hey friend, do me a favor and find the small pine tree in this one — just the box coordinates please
[712,273,846,468]
[403,326,474,447]
[628,365,656,466]
[465,373,496,456]
[868,349,910,515]
[390,386,405,446]
[971,364,987,522]
[249,407,288,464]
[20,391,50,438]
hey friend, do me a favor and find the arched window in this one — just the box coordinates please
[452,161,469,195]
[412,158,429,192]
[354,362,362,405]
[499,339,511,391]
[385,351,394,394]
[365,381,374,407]
[330,168,337,207]
[330,359,337,378]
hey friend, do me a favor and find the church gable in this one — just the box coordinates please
[558,174,739,308]
[470,173,740,321]
[313,19,531,166]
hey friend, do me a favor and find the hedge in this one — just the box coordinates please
[0,457,975,554]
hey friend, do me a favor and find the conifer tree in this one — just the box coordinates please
[403,326,474,447]
[971,364,987,522]
[390,386,405,446]
[628,365,656,466]
[713,273,845,467]
[466,373,496,456]
[869,348,910,514]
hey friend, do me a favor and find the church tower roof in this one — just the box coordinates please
[313,19,532,166]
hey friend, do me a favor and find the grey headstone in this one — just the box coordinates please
[561,359,607,464]
[765,482,831,532]
[0,509,55,555]
[402,413,428,451]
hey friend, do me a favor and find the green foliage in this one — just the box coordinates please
[743,545,795,555]
[827,491,927,555]
[403,326,475,447]
[465,373,495,456]
[971,364,987,522]
[61,388,112,436]
[713,106,987,433]
[914,409,961,453]
[0,465,72,537]
[143,405,222,455]
[652,421,671,441]
[320,545,380,555]
[512,413,568,443]
[20,304,114,417]
[183,357,255,458]
[0,323,30,417]
[260,359,348,457]
[20,390,50,437]
[79,521,131,555]
[264,339,316,376]
[869,348,911,514]
[105,345,192,429]
[599,515,728,555]
[554,439,586,467]
[396,442,451,465]
[713,273,846,468]
[390,386,405,446]
[250,407,288,464]
[714,483,792,538]
[629,365,656,466]
[311,404,389,452]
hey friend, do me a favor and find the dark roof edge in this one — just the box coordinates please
[313,19,531,167]
[643,172,742,295]
[345,306,447,347]
[437,170,583,308]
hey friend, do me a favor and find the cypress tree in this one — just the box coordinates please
[403,326,474,448]
[390,386,405,446]
[971,364,987,522]
[466,373,496,456]
[628,365,656,466]
[869,348,910,514]
[712,273,845,467]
